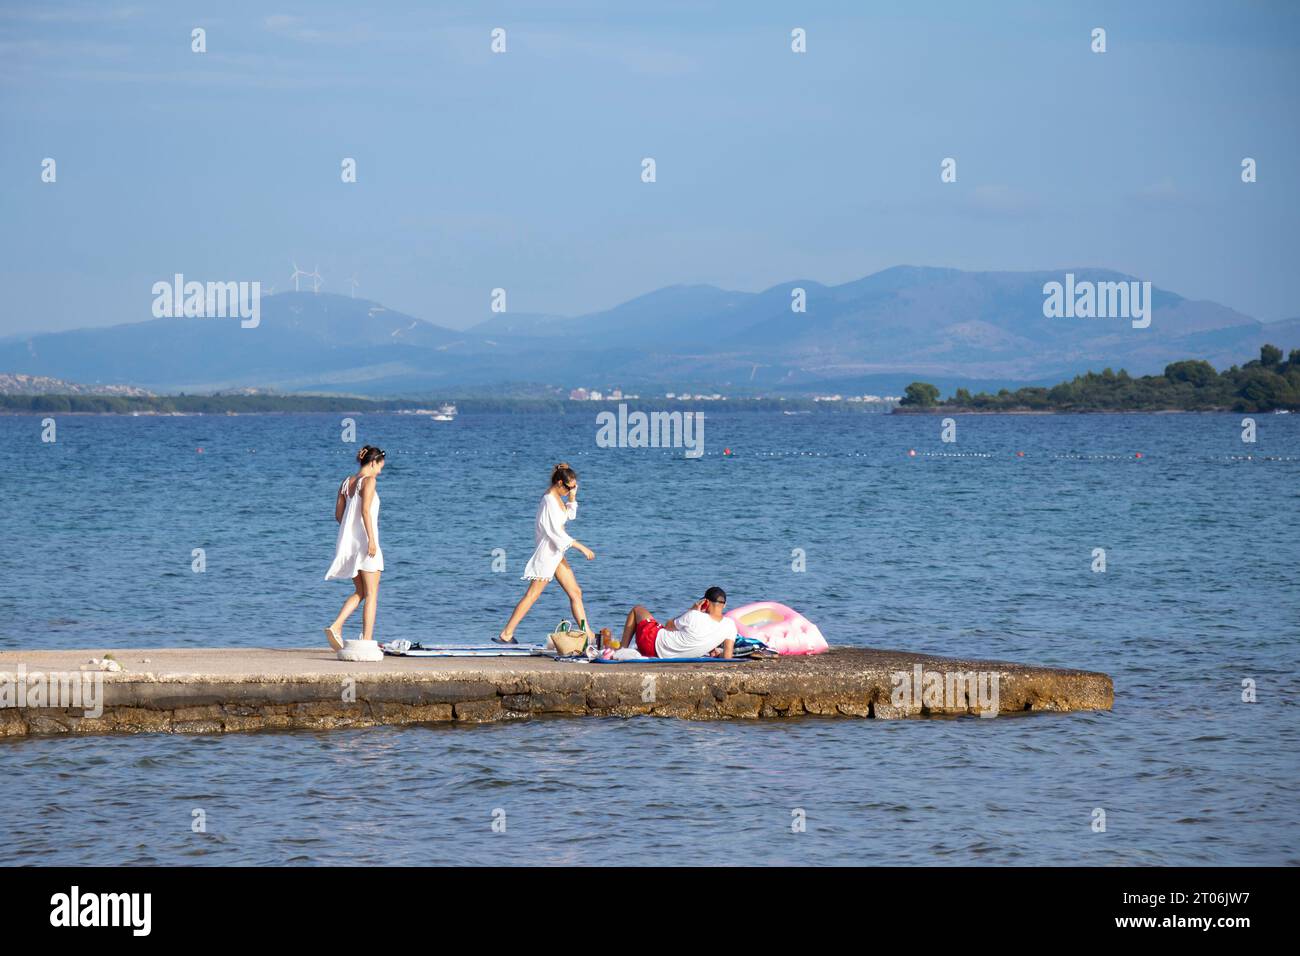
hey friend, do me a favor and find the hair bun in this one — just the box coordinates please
[555,461,571,471]
[357,445,372,463]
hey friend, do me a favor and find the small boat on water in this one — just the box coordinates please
[398,403,458,419]
[1275,409,1292,415]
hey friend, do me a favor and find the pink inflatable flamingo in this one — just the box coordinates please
[726,602,828,655]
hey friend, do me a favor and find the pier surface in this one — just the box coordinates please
[0,647,1113,737]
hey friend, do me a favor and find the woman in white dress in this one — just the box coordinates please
[496,463,595,644]
[324,445,386,649]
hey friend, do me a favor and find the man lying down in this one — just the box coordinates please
[612,586,737,659]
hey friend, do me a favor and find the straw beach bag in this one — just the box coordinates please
[548,620,589,656]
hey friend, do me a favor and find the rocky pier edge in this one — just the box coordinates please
[0,646,1113,738]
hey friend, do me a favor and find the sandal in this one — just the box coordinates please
[324,626,344,651]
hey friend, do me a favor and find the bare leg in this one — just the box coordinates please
[500,578,548,641]
[552,559,590,634]
[622,605,653,646]
[359,570,381,641]
[328,576,365,647]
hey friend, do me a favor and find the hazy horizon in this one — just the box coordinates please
[11,263,1300,345]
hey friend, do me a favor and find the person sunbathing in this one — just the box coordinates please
[618,587,737,659]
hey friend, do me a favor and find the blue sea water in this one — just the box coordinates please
[0,410,1297,865]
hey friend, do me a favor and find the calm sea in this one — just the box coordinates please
[1,410,1297,865]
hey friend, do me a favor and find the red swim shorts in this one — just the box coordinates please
[635,616,661,657]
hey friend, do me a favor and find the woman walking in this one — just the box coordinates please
[496,462,595,644]
[324,445,386,649]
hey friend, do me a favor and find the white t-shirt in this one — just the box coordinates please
[655,609,738,658]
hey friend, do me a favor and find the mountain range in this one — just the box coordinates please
[2,266,1296,396]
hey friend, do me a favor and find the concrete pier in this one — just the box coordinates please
[0,647,1113,737]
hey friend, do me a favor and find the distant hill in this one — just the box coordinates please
[0,372,154,397]
[1,270,1295,396]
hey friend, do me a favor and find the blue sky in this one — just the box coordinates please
[2,0,1297,335]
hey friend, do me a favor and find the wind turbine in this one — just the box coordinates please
[290,262,307,292]
[309,265,322,294]
[349,275,359,298]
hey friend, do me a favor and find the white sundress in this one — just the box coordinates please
[325,475,384,580]
[521,492,577,581]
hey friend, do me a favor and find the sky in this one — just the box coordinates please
[1,0,1298,335]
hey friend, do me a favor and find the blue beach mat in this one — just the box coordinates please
[588,655,755,664]
[381,642,547,657]
[380,641,769,662]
